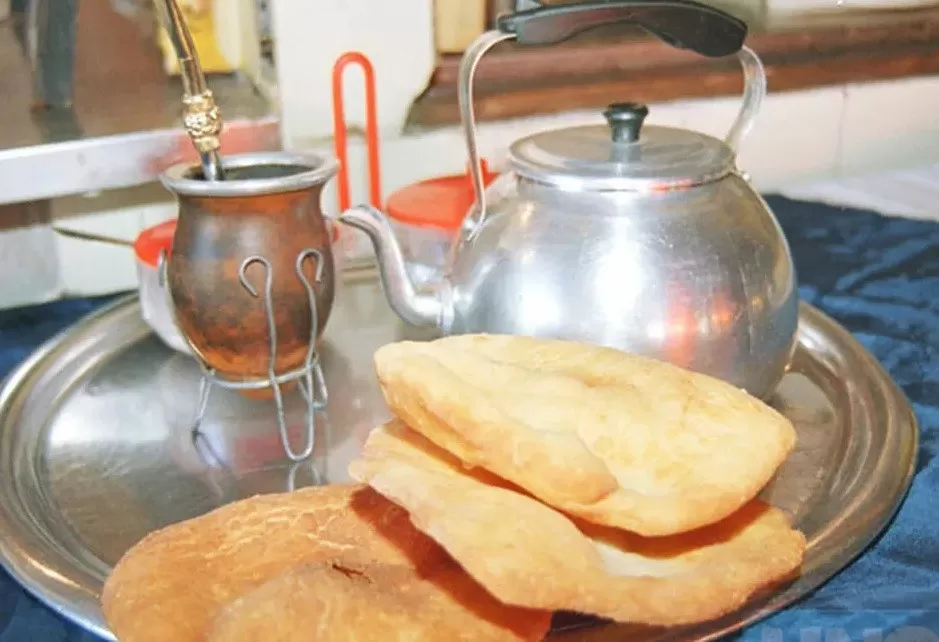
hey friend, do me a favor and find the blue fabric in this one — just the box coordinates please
[0,296,118,642]
[0,195,936,640]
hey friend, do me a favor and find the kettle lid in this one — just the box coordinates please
[507,103,736,192]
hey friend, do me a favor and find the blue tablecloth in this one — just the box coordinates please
[0,195,936,641]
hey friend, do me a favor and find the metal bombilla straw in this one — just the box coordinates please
[154,0,226,181]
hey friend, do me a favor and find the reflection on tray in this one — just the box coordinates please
[155,334,377,498]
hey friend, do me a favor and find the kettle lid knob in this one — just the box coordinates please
[602,103,649,144]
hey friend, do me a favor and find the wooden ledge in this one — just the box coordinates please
[407,7,939,129]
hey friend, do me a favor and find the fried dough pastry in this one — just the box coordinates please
[208,560,550,642]
[349,421,807,627]
[101,484,548,642]
[373,335,797,536]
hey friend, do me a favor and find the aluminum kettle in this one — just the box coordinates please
[339,0,799,399]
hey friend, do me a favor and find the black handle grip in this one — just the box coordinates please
[497,0,748,58]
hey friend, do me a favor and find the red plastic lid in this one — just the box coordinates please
[134,219,177,268]
[133,216,342,268]
[386,160,498,230]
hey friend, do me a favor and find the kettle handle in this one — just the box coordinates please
[498,0,747,54]
[459,0,764,238]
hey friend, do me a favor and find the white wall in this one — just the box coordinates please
[270,0,436,145]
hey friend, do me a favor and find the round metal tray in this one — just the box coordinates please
[0,279,918,641]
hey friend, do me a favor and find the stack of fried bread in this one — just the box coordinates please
[101,484,551,642]
[101,334,806,641]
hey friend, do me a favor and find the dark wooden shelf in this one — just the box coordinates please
[407,6,939,129]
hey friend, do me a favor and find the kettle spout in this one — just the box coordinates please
[338,205,444,328]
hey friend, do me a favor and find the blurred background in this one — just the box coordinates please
[1,0,938,310]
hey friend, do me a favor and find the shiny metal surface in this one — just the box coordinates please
[508,122,737,191]
[457,29,764,229]
[458,29,515,232]
[341,35,795,400]
[342,170,799,399]
[0,274,917,641]
[153,0,226,182]
[505,46,765,192]
[0,116,280,206]
[160,151,339,199]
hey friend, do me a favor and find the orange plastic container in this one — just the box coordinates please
[332,51,499,283]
